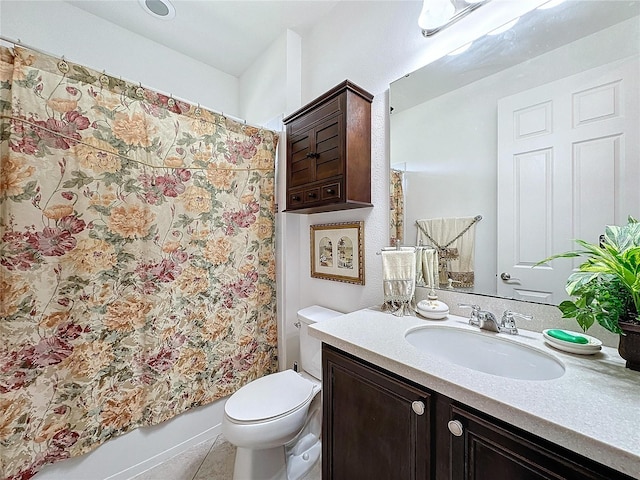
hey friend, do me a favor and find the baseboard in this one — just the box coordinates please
[109,424,221,480]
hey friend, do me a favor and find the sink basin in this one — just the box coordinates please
[405,326,565,380]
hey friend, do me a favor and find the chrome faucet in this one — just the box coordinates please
[458,304,532,335]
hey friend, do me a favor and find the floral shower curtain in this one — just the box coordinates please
[0,46,279,480]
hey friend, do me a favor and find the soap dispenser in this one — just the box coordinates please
[416,287,449,320]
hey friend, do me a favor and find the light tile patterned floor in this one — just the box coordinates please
[130,435,321,480]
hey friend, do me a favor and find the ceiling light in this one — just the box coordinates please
[139,0,175,20]
[488,17,520,35]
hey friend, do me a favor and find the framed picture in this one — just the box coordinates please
[310,221,364,285]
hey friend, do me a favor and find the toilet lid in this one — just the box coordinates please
[225,370,315,422]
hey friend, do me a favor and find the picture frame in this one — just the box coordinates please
[310,221,364,285]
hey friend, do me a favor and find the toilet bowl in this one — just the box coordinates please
[222,305,342,480]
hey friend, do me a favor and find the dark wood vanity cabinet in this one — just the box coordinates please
[322,344,432,480]
[322,344,634,480]
[445,402,633,480]
[283,80,373,214]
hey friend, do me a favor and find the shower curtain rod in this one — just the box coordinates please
[0,34,267,131]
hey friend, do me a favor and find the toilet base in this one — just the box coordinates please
[233,445,286,480]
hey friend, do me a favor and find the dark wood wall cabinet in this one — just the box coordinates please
[322,344,634,480]
[283,80,373,214]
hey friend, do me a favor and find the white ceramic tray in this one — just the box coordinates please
[542,329,602,355]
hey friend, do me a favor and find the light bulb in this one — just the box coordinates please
[418,0,456,31]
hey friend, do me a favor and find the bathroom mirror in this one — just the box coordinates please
[390,0,640,305]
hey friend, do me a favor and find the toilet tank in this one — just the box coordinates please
[297,305,342,380]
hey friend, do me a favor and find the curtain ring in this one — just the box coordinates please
[136,83,144,98]
[57,57,69,74]
[99,70,109,86]
[167,95,176,108]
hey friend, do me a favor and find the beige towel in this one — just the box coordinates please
[381,249,416,316]
[416,217,478,287]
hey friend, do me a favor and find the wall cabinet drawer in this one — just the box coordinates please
[320,182,341,201]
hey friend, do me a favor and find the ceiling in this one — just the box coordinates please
[66,0,342,77]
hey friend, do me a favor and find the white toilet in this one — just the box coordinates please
[222,305,342,480]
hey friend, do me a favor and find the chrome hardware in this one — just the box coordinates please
[294,321,301,328]
[458,303,481,327]
[412,400,425,415]
[500,272,521,283]
[447,420,464,437]
[459,304,500,332]
[500,310,533,335]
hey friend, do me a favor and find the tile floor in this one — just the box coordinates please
[131,435,321,480]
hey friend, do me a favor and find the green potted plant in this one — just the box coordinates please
[539,216,640,370]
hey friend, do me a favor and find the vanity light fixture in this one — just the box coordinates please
[419,0,491,37]
[138,0,176,20]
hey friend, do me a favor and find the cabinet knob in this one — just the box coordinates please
[308,192,317,199]
[411,400,425,416]
[292,195,300,201]
[326,189,335,195]
[447,420,464,437]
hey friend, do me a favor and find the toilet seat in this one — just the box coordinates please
[225,370,316,424]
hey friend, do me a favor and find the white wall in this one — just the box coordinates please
[0,1,240,116]
[289,0,548,316]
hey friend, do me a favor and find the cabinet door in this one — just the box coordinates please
[322,345,432,480]
[448,404,633,480]
[313,114,343,182]
[288,115,344,189]
[288,129,314,188]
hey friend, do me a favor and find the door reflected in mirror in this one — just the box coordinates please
[390,0,640,305]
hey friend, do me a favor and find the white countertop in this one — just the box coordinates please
[309,307,640,478]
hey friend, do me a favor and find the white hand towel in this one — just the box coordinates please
[381,249,416,316]
[421,248,439,289]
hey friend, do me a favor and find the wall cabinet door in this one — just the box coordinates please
[447,403,634,480]
[322,345,433,480]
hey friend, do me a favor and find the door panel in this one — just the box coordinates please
[497,57,639,301]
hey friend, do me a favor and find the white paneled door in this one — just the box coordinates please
[497,56,639,303]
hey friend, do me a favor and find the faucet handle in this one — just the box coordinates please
[458,303,480,313]
[458,303,481,326]
[500,310,533,335]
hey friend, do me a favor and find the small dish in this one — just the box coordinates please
[542,329,602,355]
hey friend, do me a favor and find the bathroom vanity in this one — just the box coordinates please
[310,308,640,479]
